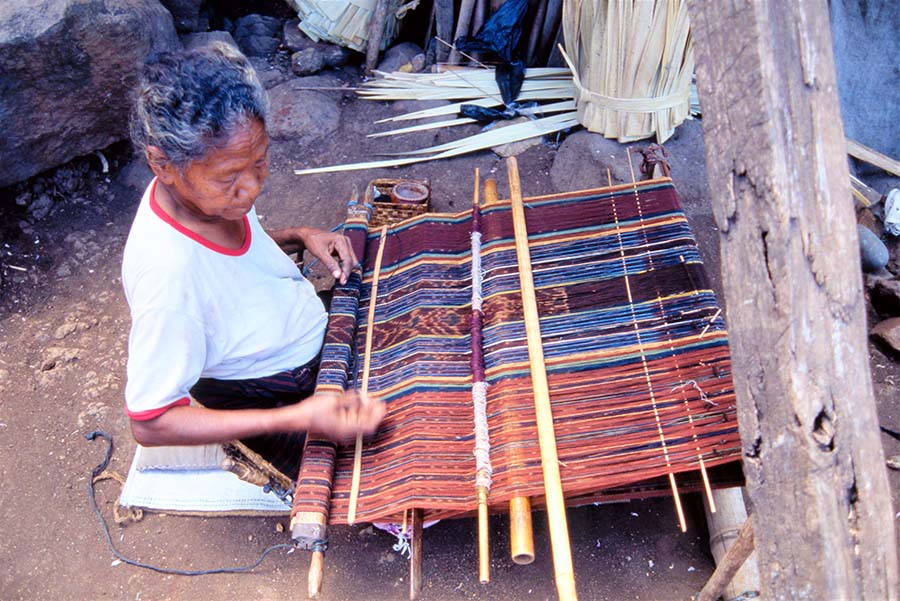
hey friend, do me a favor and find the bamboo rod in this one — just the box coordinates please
[849,174,882,207]
[509,495,535,564]
[347,225,389,525]
[623,150,686,532]
[527,0,549,66]
[537,0,563,65]
[308,551,324,598]
[478,488,490,582]
[449,0,478,64]
[482,177,535,567]
[472,0,487,37]
[507,157,577,601]
[626,154,716,516]
[847,138,900,178]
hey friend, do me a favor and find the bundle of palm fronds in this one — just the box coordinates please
[285,0,404,52]
[561,0,693,142]
[295,67,579,175]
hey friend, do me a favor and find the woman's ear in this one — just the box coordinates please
[145,146,176,184]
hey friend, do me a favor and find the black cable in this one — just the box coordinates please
[85,431,295,576]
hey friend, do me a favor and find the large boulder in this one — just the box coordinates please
[0,0,179,188]
[159,0,205,33]
[233,14,282,57]
[266,76,342,142]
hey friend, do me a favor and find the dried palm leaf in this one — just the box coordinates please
[293,67,580,175]
[294,112,578,174]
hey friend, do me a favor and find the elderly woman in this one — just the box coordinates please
[123,42,383,480]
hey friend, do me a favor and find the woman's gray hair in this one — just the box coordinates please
[130,42,267,168]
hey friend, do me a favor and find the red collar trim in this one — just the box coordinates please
[149,179,251,256]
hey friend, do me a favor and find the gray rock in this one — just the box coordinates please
[377,42,423,73]
[248,57,290,89]
[117,156,154,192]
[321,45,352,69]
[291,48,325,76]
[233,14,282,57]
[491,117,543,157]
[159,0,204,33]
[237,34,280,57]
[0,0,179,188]
[182,31,238,52]
[266,80,341,142]
[655,119,709,207]
[871,316,900,353]
[283,19,316,52]
[28,194,53,221]
[550,131,635,192]
[858,224,889,272]
[867,274,900,316]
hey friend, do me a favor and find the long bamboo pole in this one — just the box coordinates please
[484,178,535,567]
[347,225,389,525]
[507,157,577,600]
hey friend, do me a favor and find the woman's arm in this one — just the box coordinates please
[268,226,358,284]
[130,391,384,447]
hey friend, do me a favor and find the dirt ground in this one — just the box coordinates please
[2,74,899,601]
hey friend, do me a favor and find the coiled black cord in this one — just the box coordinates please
[85,431,294,576]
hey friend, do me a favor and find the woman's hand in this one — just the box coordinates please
[292,391,385,441]
[302,229,358,285]
[268,226,358,285]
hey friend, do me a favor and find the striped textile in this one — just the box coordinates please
[291,179,741,530]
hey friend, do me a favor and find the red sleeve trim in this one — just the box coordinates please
[148,179,252,256]
[126,396,191,421]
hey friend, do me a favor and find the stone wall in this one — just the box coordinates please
[0,0,179,188]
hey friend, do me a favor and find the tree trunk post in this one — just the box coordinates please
[687,1,898,598]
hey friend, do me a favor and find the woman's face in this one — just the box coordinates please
[163,118,270,222]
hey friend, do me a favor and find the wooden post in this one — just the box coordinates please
[687,1,899,598]
[434,0,454,63]
[409,509,424,600]
[308,551,324,599]
[364,0,391,75]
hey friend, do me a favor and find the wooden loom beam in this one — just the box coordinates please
[507,157,577,601]
[688,0,898,598]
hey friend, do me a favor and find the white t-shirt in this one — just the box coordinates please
[122,179,327,420]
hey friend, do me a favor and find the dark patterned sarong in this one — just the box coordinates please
[190,355,319,480]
